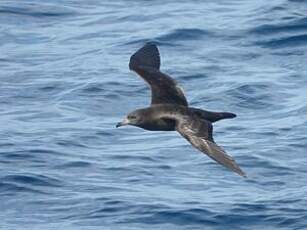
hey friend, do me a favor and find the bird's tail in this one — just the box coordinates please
[189,108,236,123]
[217,112,236,120]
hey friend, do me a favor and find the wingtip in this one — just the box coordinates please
[129,42,161,71]
[238,171,247,178]
[234,167,247,178]
[144,41,158,48]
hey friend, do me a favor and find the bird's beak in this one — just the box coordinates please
[116,117,130,128]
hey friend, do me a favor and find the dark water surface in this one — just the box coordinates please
[1,0,307,229]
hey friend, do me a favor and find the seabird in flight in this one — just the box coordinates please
[117,43,246,177]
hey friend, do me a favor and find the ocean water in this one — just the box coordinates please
[1,0,307,229]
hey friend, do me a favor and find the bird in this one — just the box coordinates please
[116,43,246,177]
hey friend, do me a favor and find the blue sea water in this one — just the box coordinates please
[1,0,307,229]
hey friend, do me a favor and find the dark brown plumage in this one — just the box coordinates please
[117,43,246,177]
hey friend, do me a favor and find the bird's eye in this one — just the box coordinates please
[128,115,136,120]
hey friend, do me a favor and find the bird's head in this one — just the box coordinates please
[116,109,145,128]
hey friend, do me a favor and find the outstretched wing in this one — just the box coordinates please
[129,43,188,106]
[176,115,246,177]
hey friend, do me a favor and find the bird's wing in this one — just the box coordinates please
[176,115,246,177]
[129,43,188,106]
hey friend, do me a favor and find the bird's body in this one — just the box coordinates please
[127,104,189,131]
[117,43,246,177]
[134,105,237,131]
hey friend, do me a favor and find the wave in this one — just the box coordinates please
[155,28,211,42]
[227,83,277,109]
[0,3,75,18]
[255,34,307,48]
[250,17,307,35]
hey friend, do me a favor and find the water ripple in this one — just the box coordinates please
[1,0,307,229]
[256,34,307,48]
[0,3,76,19]
[156,28,211,42]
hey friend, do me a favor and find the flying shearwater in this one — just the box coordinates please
[117,43,246,177]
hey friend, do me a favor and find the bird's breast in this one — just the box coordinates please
[139,118,176,131]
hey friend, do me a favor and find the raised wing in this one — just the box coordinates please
[176,115,246,177]
[129,43,188,106]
